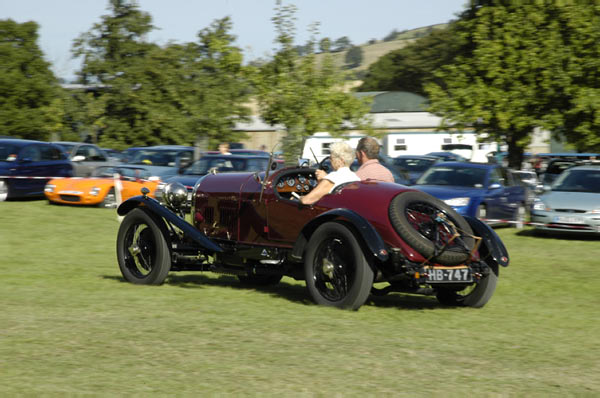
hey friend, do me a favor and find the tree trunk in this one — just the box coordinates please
[506,131,525,169]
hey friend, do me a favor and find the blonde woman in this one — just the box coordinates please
[300,141,360,205]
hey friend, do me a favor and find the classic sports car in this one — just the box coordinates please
[45,166,160,207]
[116,160,509,310]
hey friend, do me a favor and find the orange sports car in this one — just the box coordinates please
[44,166,160,207]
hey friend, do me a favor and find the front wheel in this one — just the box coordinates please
[116,208,171,285]
[435,264,498,308]
[304,222,373,310]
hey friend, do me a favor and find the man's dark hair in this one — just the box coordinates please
[356,137,380,159]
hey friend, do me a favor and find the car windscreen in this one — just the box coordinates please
[552,169,600,193]
[55,143,75,153]
[184,157,269,175]
[0,144,20,161]
[393,158,435,172]
[130,150,180,167]
[416,166,488,187]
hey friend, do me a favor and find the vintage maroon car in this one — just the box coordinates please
[116,160,509,310]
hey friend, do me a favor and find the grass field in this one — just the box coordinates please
[1,200,599,395]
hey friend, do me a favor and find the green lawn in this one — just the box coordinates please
[1,200,599,395]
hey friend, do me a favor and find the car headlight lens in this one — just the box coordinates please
[90,187,101,196]
[532,198,549,211]
[444,197,470,207]
[44,184,55,193]
[163,182,188,209]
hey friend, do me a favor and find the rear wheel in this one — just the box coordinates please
[435,264,498,308]
[116,208,171,285]
[304,222,373,310]
[389,191,474,266]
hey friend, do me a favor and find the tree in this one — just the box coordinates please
[360,25,464,95]
[253,1,371,162]
[332,36,352,52]
[0,19,61,140]
[72,1,250,150]
[425,2,599,167]
[345,45,364,69]
[319,37,331,53]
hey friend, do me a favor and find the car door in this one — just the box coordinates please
[500,168,526,220]
[13,144,46,196]
[484,167,510,220]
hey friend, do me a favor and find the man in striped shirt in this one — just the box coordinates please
[355,137,394,183]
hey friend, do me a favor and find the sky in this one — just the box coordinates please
[2,0,469,81]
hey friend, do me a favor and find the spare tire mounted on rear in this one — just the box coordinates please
[389,191,475,266]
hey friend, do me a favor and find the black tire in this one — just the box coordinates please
[304,222,373,310]
[116,208,171,285]
[238,273,283,286]
[100,188,117,208]
[388,191,474,266]
[435,264,498,308]
[0,179,8,201]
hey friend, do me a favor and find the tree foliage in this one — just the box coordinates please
[426,2,600,167]
[345,45,364,69]
[253,1,371,162]
[359,25,464,95]
[0,19,62,140]
[71,0,250,150]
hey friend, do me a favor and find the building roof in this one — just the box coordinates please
[354,91,429,113]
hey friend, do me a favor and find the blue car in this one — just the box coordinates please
[0,139,73,201]
[413,162,528,227]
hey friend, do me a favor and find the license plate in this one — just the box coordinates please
[424,267,472,283]
[553,216,584,224]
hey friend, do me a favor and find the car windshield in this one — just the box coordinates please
[94,166,152,180]
[56,143,75,152]
[551,169,600,193]
[130,150,181,167]
[393,158,436,172]
[0,144,20,161]
[416,165,488,187]
[183,157,268,175]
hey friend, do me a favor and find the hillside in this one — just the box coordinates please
[315,23,448,74]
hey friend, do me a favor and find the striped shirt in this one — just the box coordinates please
[356,159,394,183]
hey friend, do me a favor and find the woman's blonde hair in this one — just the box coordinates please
[329,141,355,167]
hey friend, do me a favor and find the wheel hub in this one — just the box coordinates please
[322,258,335,279]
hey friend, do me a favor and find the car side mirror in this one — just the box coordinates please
[489,183,502,190]
[72,155,85,162]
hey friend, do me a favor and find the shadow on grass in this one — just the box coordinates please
[515,227,600,240]
[103,273,444,311]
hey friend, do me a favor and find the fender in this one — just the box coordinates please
[117,196,223,253]
[292,208,389,262]
[464,216,509,267]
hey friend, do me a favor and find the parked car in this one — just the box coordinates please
[391,155,440,184]
[531,165,600,235]
[52,141,114,177]
[540,158,579,189]
[0,139,72,201]
[425,151,468,162]
[115,162,509,310]
[413,162,528,227]
[126,145,194,179]
[44,166,161,208]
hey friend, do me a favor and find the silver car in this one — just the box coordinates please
[531,165,600,234]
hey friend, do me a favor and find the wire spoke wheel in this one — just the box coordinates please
[304,222,373,310]
[117,208,171,285]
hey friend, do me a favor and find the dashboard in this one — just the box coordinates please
[275,172,318,199]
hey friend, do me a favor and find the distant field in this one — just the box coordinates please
[318,23,448,73]
[1,200,599,395]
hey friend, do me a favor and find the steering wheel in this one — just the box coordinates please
[318,156,331,173]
